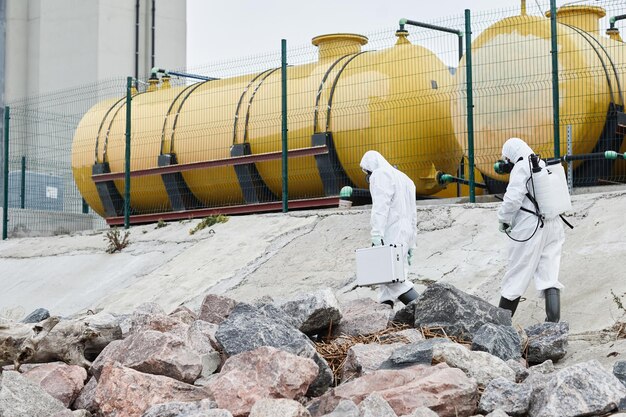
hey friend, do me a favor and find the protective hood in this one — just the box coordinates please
[502,137,534,164]
[360,150,393,172]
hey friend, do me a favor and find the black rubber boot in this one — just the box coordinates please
[544,288,560,323]
[381,300,394,308]
[398,288,418,305]
[499,296,521,317]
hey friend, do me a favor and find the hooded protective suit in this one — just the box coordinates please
[360,151,417,303]
[498,138,565,301]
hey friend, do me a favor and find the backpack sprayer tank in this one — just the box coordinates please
[529,154,572,219]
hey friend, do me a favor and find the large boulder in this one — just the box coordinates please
[412,283,511,341]
[22,362,88,407]
[309,363,478,417]
[93,362,211,417]
[524,322,568,364]
[91,330,202,383]
[471,323,522,361]
[333,299,393,337]
[207,346,318,417]
[432,342,515,387]
[215,303,332,396]
[479,376,532,416]
[529,360,626,417]
[274,288,342,336]
[613,360,626,387]
[0,371,67,417]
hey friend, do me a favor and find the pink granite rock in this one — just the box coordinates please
[207,346,318,417]
[22,362,88,407]
[93,362,211,417]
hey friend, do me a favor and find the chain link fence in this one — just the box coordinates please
[2,1,625,238]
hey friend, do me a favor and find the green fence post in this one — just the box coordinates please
[124,76,132,229]
[550,0,560,159]
[20,156,25,209]
[281,39,288,213]
[2,106,9,240]
[465,9,475,203]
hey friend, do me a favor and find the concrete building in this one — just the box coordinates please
[4,0,186,101]
[0,0,187,238]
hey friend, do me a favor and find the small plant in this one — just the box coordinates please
[155,219,167,229]
[104,228,131,253]
[189,214,229,235]
[611,289,626,314]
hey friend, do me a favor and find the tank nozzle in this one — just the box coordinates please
[529,154,542,173]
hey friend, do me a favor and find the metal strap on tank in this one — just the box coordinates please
[233,69,274,145]
[102,92,144,163]
[313,54,352,134]
[243,68,280,142]
[325,51,370,132]
[94,96,126,164]
[564,24,623,106]
[160,82,206,155]
[168,80,212,152]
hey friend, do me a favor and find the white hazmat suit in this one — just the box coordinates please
[498,138,565,304]
[360,151,417,304]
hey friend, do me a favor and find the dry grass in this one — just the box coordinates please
[314,322,470,382]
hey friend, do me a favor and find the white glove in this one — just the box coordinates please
[498,221,512,233]
[371,235,384,246]
[408,248,414,266]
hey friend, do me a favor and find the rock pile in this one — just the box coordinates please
[1,283,625,417]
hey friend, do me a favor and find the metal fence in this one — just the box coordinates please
[2,1,626,238]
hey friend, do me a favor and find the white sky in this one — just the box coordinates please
[185,0,598,69]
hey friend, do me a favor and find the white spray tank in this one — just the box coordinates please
[529,154,572,218]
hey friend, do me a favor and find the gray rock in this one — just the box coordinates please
[0,371,67,417]
[524,322,568,364]
[413,283,511,341]
[529,360,626,417]
[21,308,50,323]
[393,301,417,326]
[614,361,626,387]
[621,396,626,411]
[386,338,449,368]
[215,303,332,396]
[472,323,521,361]
[505,359,529,383]
[333,299,393,337]
[342,343,403,381]
[318,399,359,417]
[275,288,342,335]
[479,376,531,416]
[141,399,217,417]
[358,392,397,417]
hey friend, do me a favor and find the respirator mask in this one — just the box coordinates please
[494,158,515,175]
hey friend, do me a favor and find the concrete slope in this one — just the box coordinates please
[1,190,625,368]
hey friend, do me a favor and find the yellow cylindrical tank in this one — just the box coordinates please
[452,5,626,182]
[73,32,462,217]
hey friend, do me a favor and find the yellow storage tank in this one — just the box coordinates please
[451,5,626,184]
[72,32,463,218]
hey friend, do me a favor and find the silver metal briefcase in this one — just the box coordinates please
[355,244,405,287]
